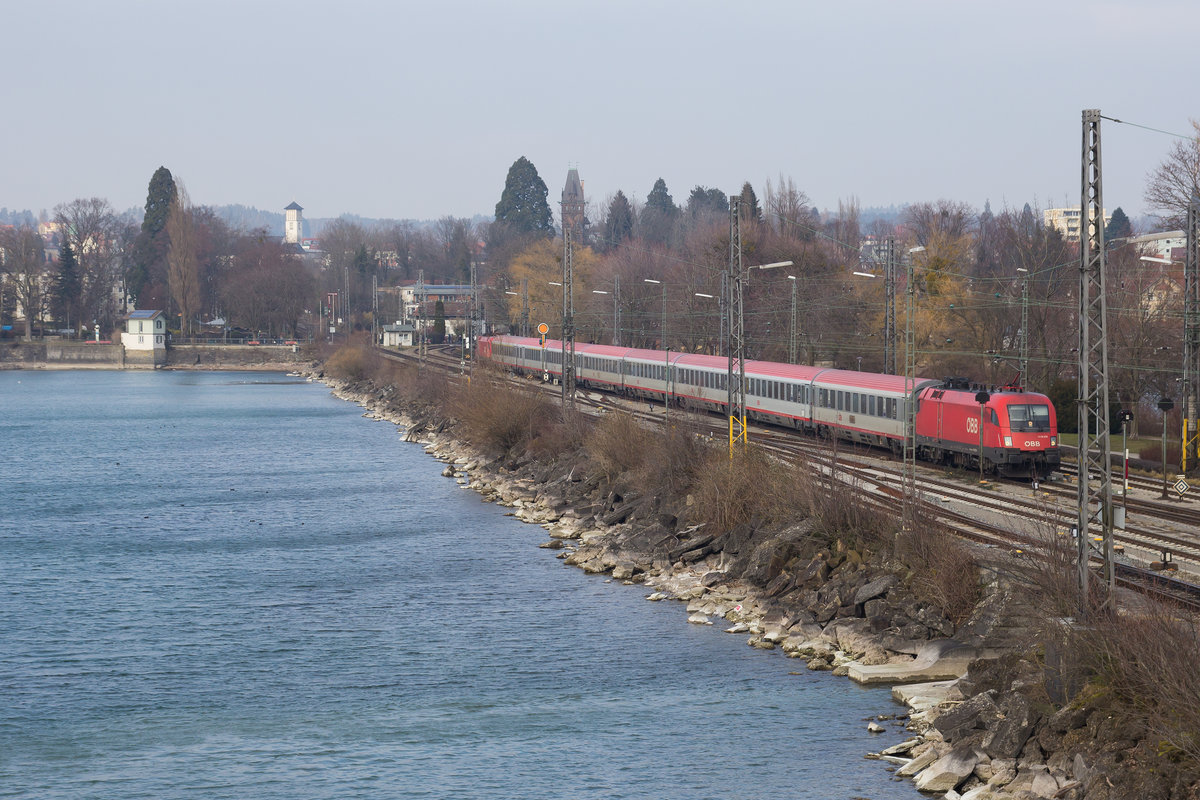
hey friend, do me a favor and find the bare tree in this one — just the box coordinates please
[763,174,814,240]
[1144,119,1200,230]
[0,226,48,339]
[167,184,200,336]
[902,199,976,247]
[53,198,123,332]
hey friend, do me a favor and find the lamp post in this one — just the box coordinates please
[1159,397,1174,498]
[852,269,887,371]
[644,279,669,418]
[592,289,610,344]
[788,274,798,364]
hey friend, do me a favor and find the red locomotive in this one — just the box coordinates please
[478,335,1059,480]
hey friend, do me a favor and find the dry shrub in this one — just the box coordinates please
[585,410,711,494]
[1018,533,1200,776]
[795,459,896,551]
[324,339,373,381]
[896,520,982,626]
[451,375,553,456]
[588,412,652,479]
[528,407,590,458]
[689,445,808,532]
[1081,605,1200,770]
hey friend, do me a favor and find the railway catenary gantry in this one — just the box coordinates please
[477,335,1061,480]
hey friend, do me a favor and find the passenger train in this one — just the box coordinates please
[477,335,1060,480]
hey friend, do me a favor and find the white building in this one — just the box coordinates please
[124,309,167,365]
[380,322,415,347]
[1115,230,1186,261]
[1043,207,1111,244]
[284,202,303,244]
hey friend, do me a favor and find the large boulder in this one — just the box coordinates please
[914,745,980,793]
[982,692,1042,759]
[933,691,1003,741]
[853,573,898,605]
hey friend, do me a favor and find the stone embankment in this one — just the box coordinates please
[323,373,1193,800]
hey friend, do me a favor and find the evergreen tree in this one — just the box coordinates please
[433,300,446,343]
[54,237,82,330]
[686,186,728,219]
[129,166,176,305]
[640,178,680,246]
[602,191,634,249]
[738,181,762,223]
[1105,206,1133,241]
[494,156,553,237]
[353,244,374,275]
[645,178,677,216]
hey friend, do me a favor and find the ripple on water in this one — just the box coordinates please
[0,370,920,800]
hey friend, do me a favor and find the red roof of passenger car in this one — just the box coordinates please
[815,369,932,393]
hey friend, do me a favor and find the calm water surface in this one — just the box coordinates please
[0,370,920,799]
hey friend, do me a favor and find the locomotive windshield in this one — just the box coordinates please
[1008,403,1051,432]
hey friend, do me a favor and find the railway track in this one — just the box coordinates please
[372,344,1200,609]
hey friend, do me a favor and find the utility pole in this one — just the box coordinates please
[903,247,919,534]
[719,269,728,358]
[372,275,378,345]
[613,275,621,346]
[1183,194,1200,473]
[1018,267,1030,386]
[417,269,426,367]
[562,228,576,409]
[469,258,479,360]
[788,274,798,364]
[884,235,897,375]
[520,278,530,338]
[727,196,746,456]
[1077,108,1115,608]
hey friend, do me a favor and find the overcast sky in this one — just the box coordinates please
[4,0,1197,226]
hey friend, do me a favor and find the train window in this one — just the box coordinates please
[1008,404,1051,432]
[869,396,876,416]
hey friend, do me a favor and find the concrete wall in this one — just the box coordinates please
[0,341,306,370]
[166,344,307,369]
[0,341,124,367]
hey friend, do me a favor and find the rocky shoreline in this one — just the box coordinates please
[321,371,1195,800]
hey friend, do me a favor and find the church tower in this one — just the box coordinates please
[561,169,585,245]
[284,201,304,244]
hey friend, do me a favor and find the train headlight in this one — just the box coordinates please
[1050,436,1056,446]
[1003,436,1012,447]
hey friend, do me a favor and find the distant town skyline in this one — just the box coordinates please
[4,1,1198,227]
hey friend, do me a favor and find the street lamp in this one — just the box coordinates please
[592,290,610,344]
[645,279,669,418]
[725,259,793,454]
[788,274,798,364]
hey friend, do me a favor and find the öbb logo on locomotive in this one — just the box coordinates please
[479,335,1060,481]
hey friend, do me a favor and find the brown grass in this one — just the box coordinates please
[323,338,372,382]
[1016,532,1200,777]
[451,374,556,457]
[896,520,982,626]
[687,445,809,532]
